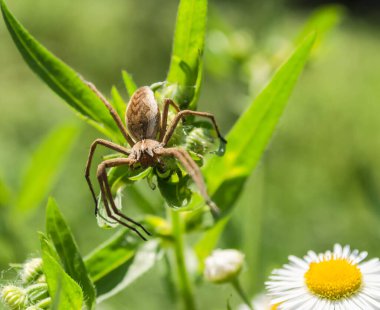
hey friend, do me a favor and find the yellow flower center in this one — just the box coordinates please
[305,259,362,300]
[270,304,279,310]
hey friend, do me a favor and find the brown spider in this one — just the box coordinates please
[84,81,226,240]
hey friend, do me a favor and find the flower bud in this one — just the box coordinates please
[204,249,245,283]
[20,258,44,284]
[1,285,27,309]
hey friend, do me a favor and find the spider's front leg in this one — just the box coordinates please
[83,79,135,147]
[96,157,151,241]
[155,147,220,218]
[85,139,131,215]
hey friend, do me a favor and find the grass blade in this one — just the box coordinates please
[46,198,96,310]
[0,0,123,141]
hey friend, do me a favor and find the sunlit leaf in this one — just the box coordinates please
[122,70,138,98]
[46,198,96,310]
[96,240,160,302]
[16,123,79,213]
[40,235,83,310]
[84,231,160,301]
[193,33,317,265]
[296,4,344,52]
[166,0,207,109]
[0,0,123,141]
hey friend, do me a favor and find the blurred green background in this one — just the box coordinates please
[0,0,379,309]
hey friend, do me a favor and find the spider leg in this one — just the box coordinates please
[155,148,220,218]
[159,98,181,141]
[96,166,147,241]
[85,138,131,215]
[97,158,152,238]
[84,80,135,147]
[161,110,227,146]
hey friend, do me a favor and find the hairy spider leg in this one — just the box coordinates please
[85,80,135,146]
[97,158,151,239]
[155,148,221,218]
[161,110,227,146]
[85,139,131,215]
[97,172,146,241]
[159,99,181,141]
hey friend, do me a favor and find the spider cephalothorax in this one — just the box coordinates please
[84,81,226,240]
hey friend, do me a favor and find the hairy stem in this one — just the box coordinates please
[170,210,196,310]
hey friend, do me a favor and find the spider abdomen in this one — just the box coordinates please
[126,86,161,141]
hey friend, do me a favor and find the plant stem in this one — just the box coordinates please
[231,278,254,310]
[170,209,196,310]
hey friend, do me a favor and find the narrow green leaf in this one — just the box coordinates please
[45,198,96,310]
[206,33,317,206]
[39,233,61,263]
[16,123,79,213]
[84,230,140,283]
[84,231,160,301]
[194,33,317,265]
[122,70,138,98]
[40,236,83,310]
[0,0,123,141]
[128,167,153,181]
[296,5,344,51]
[166,0,207,108]
[96,240,160,302]
[111,86,127,123]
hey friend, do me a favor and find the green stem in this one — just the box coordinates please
[170,209,196,310]
[231,278,254,310]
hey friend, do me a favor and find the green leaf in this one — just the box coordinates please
[296,4,344,52]
[46,198,96,309]
[111,86,127,123]
[0,177,11,207]
[157,170,192,208]
[16,123,79,213]
[84,231,160,301]
[206,32,317,210]
[96,240,160,302]
[40,235,83,310]
[194,33,317,265]
[39,233,61,263]
[0,0,123,141]
[128,167,153,181]
[122,70,138,98]
[166,0,207,108]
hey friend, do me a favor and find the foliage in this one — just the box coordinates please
[0,0,346,309]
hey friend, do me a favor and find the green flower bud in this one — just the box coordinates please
[1,285,27,309]
[20,258,44,284]
[25,283,48,304]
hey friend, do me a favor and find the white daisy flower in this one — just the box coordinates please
[265,244,380,309]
